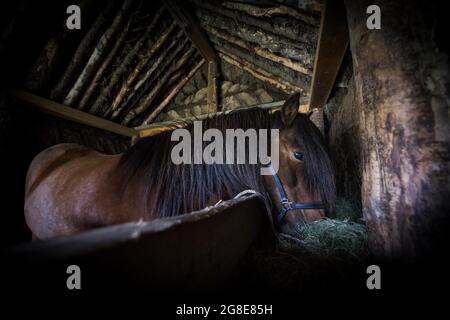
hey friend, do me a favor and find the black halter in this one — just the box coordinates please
[266,165,324,223]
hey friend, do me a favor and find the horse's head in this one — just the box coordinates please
[265,93,336,234]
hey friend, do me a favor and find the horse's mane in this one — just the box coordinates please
[117,107,335,218]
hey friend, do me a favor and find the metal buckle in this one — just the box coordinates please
[281,200,293,210]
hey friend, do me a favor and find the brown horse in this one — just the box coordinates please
[24,93,335,239]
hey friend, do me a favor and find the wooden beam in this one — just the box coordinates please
[10,90,137,137]
[164,0,220,116]
[207,61,219,113]
[136,98,309,138]
[308,0,349,110]
[165,0,219,63]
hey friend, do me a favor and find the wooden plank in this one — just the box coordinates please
[3,194,274,291]
[10,90,137,137]
[165,0,219,63]
[308,0,349,110]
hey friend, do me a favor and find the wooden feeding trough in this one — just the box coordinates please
[0,0,449,296]
[2,193,274,292]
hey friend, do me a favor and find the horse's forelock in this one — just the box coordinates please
[294,115,336,215]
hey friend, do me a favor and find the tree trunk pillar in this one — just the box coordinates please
[345,0,450,258]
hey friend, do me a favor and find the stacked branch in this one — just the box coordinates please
[207,61,219,113]
[221,1,319,26]
[50,1,117,102]
[63,0,134,107]
[88,7,166,116]
[25,0,95,94]
[109,22,176,113]
[78,20,130,110]
[219,52,300,94]
[205,25,312,75]
[142,58,206,125]
[196,8,314,67]
[191,0,317,44]
[131,30,185,94]
[210,35,310,91]
[217,0,323,13]
[122,47,197,125]
[110,36,189,122]
[81,7,166,110]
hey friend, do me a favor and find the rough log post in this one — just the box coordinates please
[207,62,219,113]
[221,1,320,26]
[346,0,450,258]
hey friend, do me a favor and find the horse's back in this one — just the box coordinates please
[25,143,93,196]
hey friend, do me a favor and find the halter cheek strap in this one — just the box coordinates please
[266,165,324,223]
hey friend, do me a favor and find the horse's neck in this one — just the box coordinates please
[97,154,152,222]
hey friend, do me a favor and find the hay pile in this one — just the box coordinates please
[241,205,370,292]
[291,218,368,259]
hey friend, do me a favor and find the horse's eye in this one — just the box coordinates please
[293,151,304,161]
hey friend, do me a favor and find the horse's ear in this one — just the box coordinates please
[281,93,300,126]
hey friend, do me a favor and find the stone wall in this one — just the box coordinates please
[156,60,288,122]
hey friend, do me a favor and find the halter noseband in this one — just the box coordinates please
[266,165,324,223]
